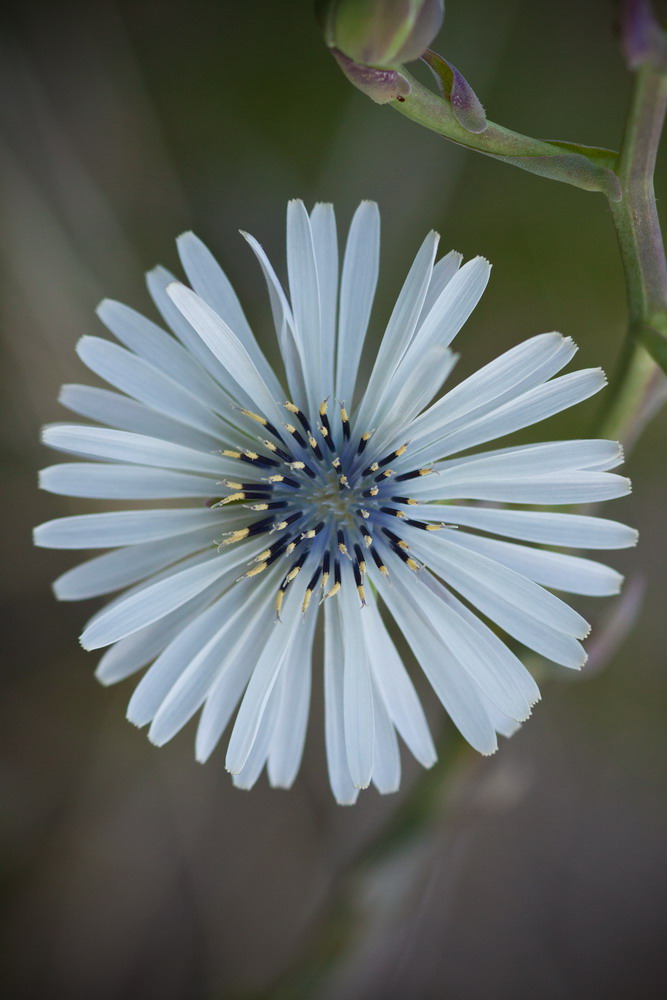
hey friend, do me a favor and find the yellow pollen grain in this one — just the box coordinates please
[222,449,241,459]
[243,561,267,578]
[221,528,249,546]
[240,409,267,426]
[220,492,245,505]
[301,589,313,614]
[324,581,341,601]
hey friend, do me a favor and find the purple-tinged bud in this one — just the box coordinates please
[618,0,667,70]
[422,48,487,133]
[319,0,444,68]
[330,48,411,103]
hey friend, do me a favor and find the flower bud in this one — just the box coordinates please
[319,0,444,67]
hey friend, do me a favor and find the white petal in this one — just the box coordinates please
[431,369,607,460]
[411,470,631,505]
[393,256,490,388]
[42,424,237,476]
[39,463,217,500]
[147,265,249,406]
[35,508,223,549]
[375,567,498,754]
[335,201,379,406]
[433,440,624,478]
[428,505,637,549]
[59,383,221,451]
[167,282,285,428]
[96,298,229,412]
[225,559,313,773]
[363,594,436,768]
[52,522,225,600]
[147,572,279,745]
[286,200,323,412]
[231,685,281,791]
[395,565,535,722]
[370,678,401,795]
[417,250,463,326]
[426,577,541,709]
[446,531,623,596]
[409,332,577,447]
[370,345,458,455]
[310,203,338,397]
[339,564,374,789]
[95,588,215,685]
[408,532,588,668]
[354,229,439,432]
[241,231,306,406]
[267,605,318,788]
[195,595,278,763]
[177,231,284,401]
[80,543,262,650]
[76,336,230,438]
[324,598,359,805]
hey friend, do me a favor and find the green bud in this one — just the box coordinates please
[319,0,444,67]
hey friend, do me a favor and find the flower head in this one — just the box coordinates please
[36,201,636,804]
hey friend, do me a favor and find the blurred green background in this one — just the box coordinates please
[2,1,666,997]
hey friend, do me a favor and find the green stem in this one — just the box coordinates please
[599,62,667,441]
[391,69,622,199]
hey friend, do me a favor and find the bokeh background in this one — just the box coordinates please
[2,1,667,997]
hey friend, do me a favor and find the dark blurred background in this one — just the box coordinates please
[1,1,666,998]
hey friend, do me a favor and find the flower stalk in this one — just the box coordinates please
[601,58,667,440]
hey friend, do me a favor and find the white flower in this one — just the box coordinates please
[35,200,637,804]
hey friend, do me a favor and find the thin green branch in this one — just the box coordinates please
[598,61,667,441]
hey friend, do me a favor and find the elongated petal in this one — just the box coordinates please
[39,463,217,500]
[42,424,237,476]
[336,200,379,405]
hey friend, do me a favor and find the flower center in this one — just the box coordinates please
[213,398,443,617]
